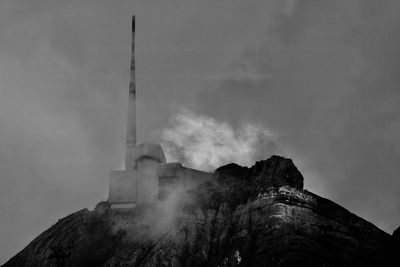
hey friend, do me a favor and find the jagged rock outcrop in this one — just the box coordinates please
[213,155,303,189]
[2,155,392,267]
[198,155,304,210]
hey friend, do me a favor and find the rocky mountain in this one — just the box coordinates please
[2,155,397,266]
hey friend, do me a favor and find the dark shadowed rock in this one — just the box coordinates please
[213,155,303,190]
[392,227,400,247]
[385,226,400,265]
[251,155,303,189]
[204,155,304,210]
[2,156,392,267]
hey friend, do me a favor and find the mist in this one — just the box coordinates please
[161,109,283,171]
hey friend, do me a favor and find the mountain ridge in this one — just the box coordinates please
[3,155,397,266]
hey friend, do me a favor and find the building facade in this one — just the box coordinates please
[108,16,211,209]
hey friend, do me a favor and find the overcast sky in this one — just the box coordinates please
[1,0,400,264]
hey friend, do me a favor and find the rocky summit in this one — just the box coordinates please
[2,155,397,267]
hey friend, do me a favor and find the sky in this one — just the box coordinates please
[1,0,400,264]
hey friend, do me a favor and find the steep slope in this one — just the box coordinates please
[3,209,89,266]
[3,208,125,267]
[2,156,393,266]
[104,188,390,266]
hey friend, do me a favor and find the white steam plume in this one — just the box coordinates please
[161,109,282,171]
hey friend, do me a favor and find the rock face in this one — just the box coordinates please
[215,155,303,188]
[203,155,304,210]
[386,226,400,265]
[2,155,392,267]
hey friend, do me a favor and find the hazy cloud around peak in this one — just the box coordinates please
[161,109,282,171]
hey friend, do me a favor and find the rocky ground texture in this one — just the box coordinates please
[3,155,398,266]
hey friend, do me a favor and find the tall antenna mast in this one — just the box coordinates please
[125,15,136,170]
